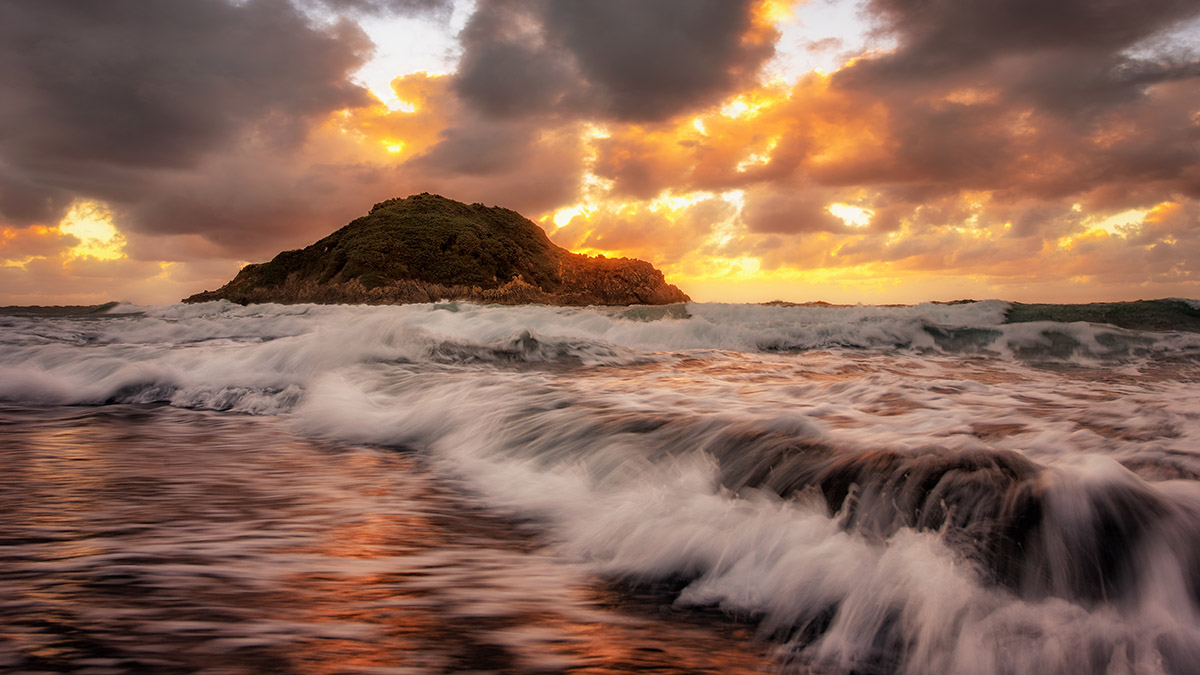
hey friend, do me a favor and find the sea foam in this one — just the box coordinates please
[4,300,1200,673]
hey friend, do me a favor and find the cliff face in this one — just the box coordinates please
[183,194,690,306]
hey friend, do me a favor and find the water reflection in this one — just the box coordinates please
[0,405,773,673]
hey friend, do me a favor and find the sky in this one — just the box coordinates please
[1,0,1199,305]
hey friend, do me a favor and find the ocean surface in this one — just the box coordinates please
[2,299,1200,674]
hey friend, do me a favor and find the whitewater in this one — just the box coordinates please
[3,299,1200,674]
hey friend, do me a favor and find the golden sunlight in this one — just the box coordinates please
[827,203,873,227]
[369,87,417,113]
[553,205,590,227]
[757,0,795,24]
[1090,207,1149,235]
[59,201,126,261]
[720,97,765,119]
[648,191,716,213]
[0,225,55,267]
[736,136,780,172]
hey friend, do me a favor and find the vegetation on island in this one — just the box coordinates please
[184,193,689,306]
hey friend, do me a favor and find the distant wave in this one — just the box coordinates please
[1004,298,1200,332]
[2,299,1199,413]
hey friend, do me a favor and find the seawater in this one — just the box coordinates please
[2,300,1200,674]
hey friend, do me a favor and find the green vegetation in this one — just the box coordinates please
[237,194,563,290]
[184,193,689,306]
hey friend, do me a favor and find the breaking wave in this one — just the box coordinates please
[4,298,1200,673]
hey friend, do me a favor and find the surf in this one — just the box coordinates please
[2,298,1200,673]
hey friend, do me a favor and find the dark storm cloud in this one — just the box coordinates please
[0,162,73,228]
[837,0,1200,119]
[541,0,775,120]
[453,0,580,117]
[862,0,1200,73]
[453,0,776,122]
[405,116,589,216]
[0,0,376,230]
[302,0,453,17]
[120,151,398,257]
[415,117,545,176]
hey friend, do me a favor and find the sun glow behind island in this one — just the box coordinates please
[316,0,1199,305]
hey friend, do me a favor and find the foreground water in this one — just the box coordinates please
[2,299,1200,674]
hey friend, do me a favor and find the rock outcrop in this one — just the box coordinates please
[183,194,690,306]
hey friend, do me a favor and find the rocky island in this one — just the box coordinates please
[184,194,689,306]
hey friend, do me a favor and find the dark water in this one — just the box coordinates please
[1004,299,1200,333]
[3,300,1200,674]
[0,405,774,674]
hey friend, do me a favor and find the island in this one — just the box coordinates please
[183,193,689,306]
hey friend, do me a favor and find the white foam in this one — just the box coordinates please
[5,301,1200,672]
[291,364,1200,673]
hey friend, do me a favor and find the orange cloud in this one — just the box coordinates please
[4,0,1199,305]
[1,225,79,265]
[331,72,456,160]
[550,195,736,265]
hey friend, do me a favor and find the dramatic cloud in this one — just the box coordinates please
[826,0,1200,198]
[741,185,847,235]
[0,0,437,302]
[551,196,733,265]
[0,226,78,263]
[454,0,778,121]
[2,0,1199,304]
[594,0,1200,300]
[862,0,1200,72]
[301,0,453,17]
[0,0,376,228]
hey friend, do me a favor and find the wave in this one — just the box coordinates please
[1005,298,1200,333]
[285,364,1200,674]
[2,298,1198,414]
[4,300,1200,672]
[1,299,1198,421]
[7,298,1200,348]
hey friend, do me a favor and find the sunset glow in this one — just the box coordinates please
[827,203,873,228]
[1,0,1197,305]
[59,201,125,261]
[5,6,1200,671]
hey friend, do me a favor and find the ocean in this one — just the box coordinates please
[2,299,1200,674]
